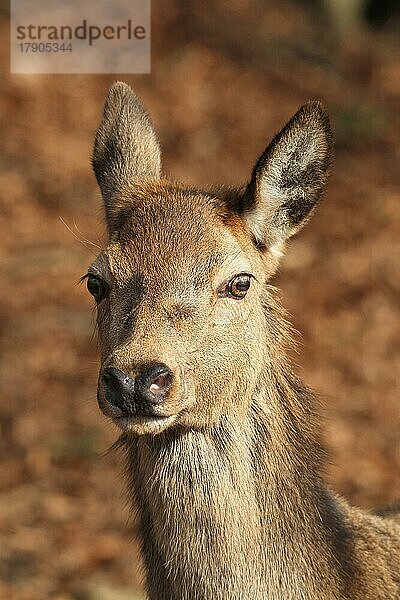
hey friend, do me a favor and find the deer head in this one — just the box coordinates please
[87,81,332,435]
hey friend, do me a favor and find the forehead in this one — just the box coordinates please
[103,182,250,282]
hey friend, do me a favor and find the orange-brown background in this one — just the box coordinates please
[0,1,399,598]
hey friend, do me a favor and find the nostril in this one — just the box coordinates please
[101,367,135,410]
[137,364,173,404]
[102,369,116,389]
[149,370,172,396]
[103,367,135,392]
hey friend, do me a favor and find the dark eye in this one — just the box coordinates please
[86,274,107,302]
[227,274,252,299]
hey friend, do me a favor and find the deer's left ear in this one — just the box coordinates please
[239,101,332,254]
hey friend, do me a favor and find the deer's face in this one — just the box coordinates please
[90,183,269,434]
[88,83,332,435]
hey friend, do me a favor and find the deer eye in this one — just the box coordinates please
[227,274,252,299]
[86,274,107,302]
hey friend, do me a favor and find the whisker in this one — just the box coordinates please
[59,216,101,255]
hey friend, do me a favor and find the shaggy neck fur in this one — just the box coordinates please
[123,361,356,600]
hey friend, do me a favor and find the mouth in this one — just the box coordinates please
[113,412,176,435]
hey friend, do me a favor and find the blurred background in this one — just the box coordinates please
[0,0,399,598]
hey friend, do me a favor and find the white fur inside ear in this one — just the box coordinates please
[269,241,285,258]
[243,207,268,243]
[243,180,287,246]
[243,175,285,244]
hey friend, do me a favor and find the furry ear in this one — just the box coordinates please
[92,81,161,231]
[239,101,332,255]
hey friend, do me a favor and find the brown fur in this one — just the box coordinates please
[87,82,400,599]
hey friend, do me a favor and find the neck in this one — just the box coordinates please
[124,368,354,600]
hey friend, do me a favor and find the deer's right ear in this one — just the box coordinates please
[92,81,161,232]
[238,101,332,257]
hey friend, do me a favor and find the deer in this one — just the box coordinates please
[85,81,400,599]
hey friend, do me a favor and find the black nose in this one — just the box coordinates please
[101,364,173,414]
